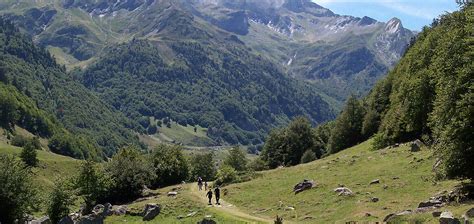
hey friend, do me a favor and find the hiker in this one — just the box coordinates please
[197,177,203,191]
[214,186,221,205]
[206,189,213,205]
[204,181,208,191]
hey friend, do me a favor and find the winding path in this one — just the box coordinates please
[188,183,273,224]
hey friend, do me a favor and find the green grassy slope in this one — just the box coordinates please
[0,142,80,188]
[105,184,268,224]
[223,140,470,223]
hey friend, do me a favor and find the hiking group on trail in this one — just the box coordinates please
[198,177,221,205]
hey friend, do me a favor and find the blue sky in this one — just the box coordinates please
[313,0,460,31]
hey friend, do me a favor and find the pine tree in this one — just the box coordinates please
[328,96,365,154]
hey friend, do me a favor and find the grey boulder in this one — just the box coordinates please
[440,211,460,224]
[142,203,161,221]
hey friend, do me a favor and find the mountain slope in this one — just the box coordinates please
[0,0,414,100]
[80,39,336,145]
[223,140,463,223]
[190,0,415,99]
[0,19,141,157]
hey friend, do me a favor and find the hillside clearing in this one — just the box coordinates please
[223,140,468,223]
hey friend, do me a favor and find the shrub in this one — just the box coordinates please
[148,144,189,188]
[300,150,317,164]
[248,157,269,171]
[11,134,28,147]
[190,153,217,181]
[47,178,76,224]
[20,139,39,167]
[223,147,248,171]
[75,160,111,214]
[0,155,38,223]
[215,165,239,186]
[106,147,154,203]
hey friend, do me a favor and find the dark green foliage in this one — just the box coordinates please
[190,153,217,181]
[247,157,269,171]
[47,178,76,224]
[147,124,158,135]
[106,147,154,203]
[80,39,335,145]
[11,134,28,147]
[48,133,101,160]
[427,4,473,180]
[320,5,474,180]
[0,91,17,130]
[148,144,189,188]
[75,160,111,214]
[215,165,239,186]
[361,109,379,138]
[20,138,40,167]
[223,147,248,172]
[0,83,59,137]
[261,117,321,168]
[313,121,334,155]
[300,150,317,164]
[0,19,140,157]
[328,96,365,154]
[0,155,38,224]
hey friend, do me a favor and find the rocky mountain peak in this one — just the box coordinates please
[282,0,318,12]
[385,17,403,34]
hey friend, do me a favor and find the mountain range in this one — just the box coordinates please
[0,0,415,149]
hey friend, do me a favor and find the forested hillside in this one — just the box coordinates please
[0,19,141,158]
[80,39,336,145]
[260,4,473,178]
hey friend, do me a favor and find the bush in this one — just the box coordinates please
[190,153,217,181]
[106,147,154,203]
[147,124,158,135]
[148,144,189,188]
[11,134,28,147]
[372,133,391,150]
[248,157,269,171]
[223,147,248,171]
[300,150,317,164]
[261,117,319,168]
[0,155,38,223]
[75,160,111,214]
[47,178,76,224]
[327,96,365,154]
[20,138,40,167]
[215,165,239,186]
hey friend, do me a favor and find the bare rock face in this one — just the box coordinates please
[142,203,161,221]
[293,179,315,194]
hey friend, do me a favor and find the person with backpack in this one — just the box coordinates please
[214,186,221,205]
[197,177,203,191]
[206,188,213,205]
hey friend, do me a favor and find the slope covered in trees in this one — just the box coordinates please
[80,39,336,145]
[0,19,141,157]
[261,4,473,180]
